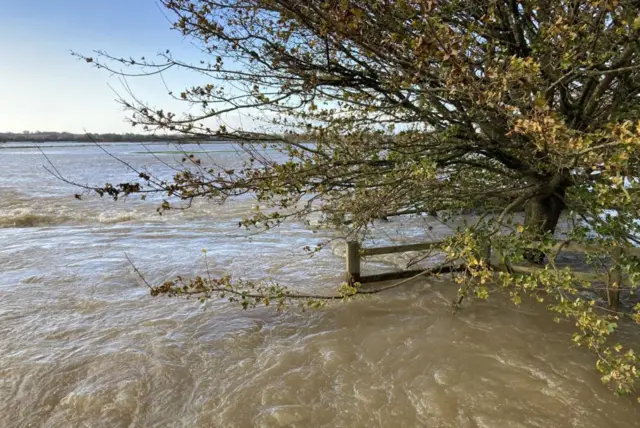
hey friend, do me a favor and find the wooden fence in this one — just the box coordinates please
[346,240,640,309]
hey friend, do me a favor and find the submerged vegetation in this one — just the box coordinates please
[72,1,640,397]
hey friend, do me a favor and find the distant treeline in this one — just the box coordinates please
[0,131,225,143]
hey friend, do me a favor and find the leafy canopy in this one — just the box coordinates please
[78,0,640,397]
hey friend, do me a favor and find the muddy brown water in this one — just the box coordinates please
[0,143,638,427]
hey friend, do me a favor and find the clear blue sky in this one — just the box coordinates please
[0,0,214,133]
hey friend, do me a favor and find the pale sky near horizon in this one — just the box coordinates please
[0,0,243,134]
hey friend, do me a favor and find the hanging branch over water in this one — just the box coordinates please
[126,249,465,310]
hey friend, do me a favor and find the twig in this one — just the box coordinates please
[125,253,154,290]
[203,251,213,283]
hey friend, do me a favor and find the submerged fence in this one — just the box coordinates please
[346,240,640,309]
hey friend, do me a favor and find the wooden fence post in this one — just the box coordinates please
[346,241,361,284]
[480,240,492,267]
[608,247,623,310]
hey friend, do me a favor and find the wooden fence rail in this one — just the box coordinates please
[345,240,640,309]
[345,240,444,284]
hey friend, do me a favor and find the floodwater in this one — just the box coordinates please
[0,142,637,427]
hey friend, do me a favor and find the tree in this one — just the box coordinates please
[76,1,639,397]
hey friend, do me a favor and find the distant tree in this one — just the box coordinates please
[78,1,640,396]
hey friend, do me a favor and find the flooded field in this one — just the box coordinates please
[1,143,637,427]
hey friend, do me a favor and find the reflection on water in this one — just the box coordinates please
[0,142,638,427]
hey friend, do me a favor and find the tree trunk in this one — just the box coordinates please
[523,190,565,264]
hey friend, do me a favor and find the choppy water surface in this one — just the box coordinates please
[0,142,638,427]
